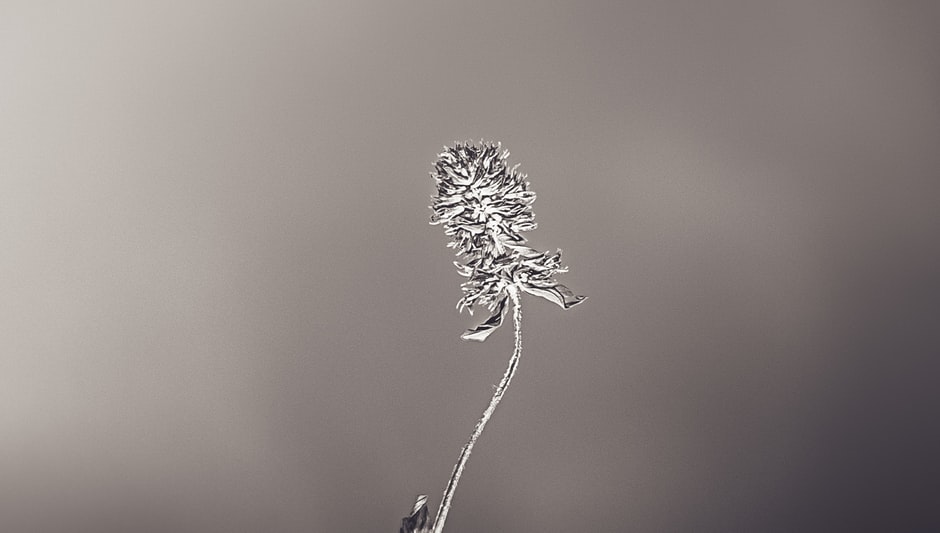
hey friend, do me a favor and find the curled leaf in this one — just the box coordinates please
[461,296,509,342]
[520,283,587,309]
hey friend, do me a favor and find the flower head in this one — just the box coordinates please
[430,141,536,258]
[430,140,586,341]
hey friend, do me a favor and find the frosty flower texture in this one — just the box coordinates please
[430,140,586,341]
[412,140,588,533]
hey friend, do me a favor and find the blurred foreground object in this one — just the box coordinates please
[400,495,431,533]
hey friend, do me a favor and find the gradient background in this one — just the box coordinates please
[2,2,939,532]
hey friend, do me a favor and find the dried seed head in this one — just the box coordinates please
[430,140,536,258]
[430,140,586,341]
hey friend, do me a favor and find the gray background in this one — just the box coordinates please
[2,1,939,531]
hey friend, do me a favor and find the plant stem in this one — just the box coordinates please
[432,285,523,533]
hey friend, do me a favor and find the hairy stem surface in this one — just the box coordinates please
[432,285,523,533]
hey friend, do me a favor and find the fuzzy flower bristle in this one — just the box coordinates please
[430,140,586,341]
[430,140,536,257]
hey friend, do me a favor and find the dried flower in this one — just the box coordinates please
[430,140,586,341]
[406,140,588,533]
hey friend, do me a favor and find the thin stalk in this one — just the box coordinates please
[432,285,523,533]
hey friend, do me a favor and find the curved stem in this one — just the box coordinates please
[432,285,523,533]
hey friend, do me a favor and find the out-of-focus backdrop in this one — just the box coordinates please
[2,2,938,531]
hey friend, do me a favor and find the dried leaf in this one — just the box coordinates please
[520,283,587,309]
[460,296,508,341]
